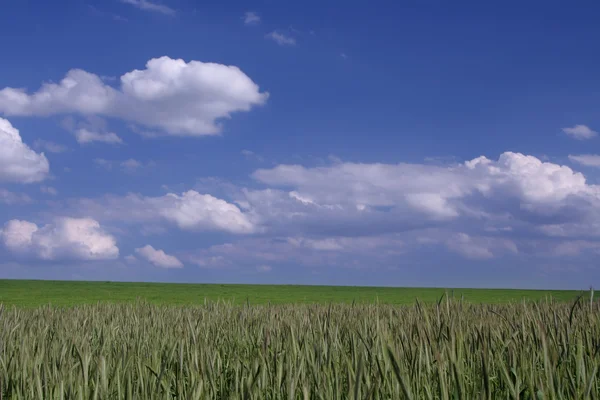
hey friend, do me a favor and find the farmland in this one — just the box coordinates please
[0,279,582,307]
[1,296,599,398]
[0,280,596,398]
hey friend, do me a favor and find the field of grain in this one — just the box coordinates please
[1,292,598,398]
[0,279,582,307]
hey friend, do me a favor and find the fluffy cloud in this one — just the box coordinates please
[563,125,597,140]
[0,218,119,260]
[266,31,296,46]
[68,152,600,260]
[0,56,268,136]
[135,245,182,268]
[72,190,256,234]
[252,152,595,226]
[153,191,255,233]
[569,154,600,167]
[0,118,49,183]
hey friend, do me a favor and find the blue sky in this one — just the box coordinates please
[1,0,600,289]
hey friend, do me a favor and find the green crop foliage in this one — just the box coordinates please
[0,280,581,307]
[1,293,599,399]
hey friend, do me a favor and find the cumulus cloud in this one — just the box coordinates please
[135,245,183,268]
[72,190,255,234]
[0,217,119,260]
[120,0,175,15]
[266,31,296,46]
[563,125,597,140]
[0,56,268,137]
[243,11,260,25]
[0,118,49,184]
[252,152,595,224]
[569,154,600,167]
[68,151,600,260]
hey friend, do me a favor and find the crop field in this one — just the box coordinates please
[0,280,595,398]
[1,295,599,398]
[0,279,582,307]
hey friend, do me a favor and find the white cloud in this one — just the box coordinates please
[256,265,272,272]
[569,154,600,167]
[72,190,256,234]
[0,56,268,137]
[0,217,119,260]
[153,191,255,233]
[445,233,517,260]
[120,0,175,15]
[0,118,49,183]
[0,189,32,204]
[68,151,600,261]
[243,11,261,25]
[94,158,148,172]
[253,152,592,220]
[563,125,597,140]
[135,245,183,268]
[75,128,123,145]
[266,31,296,46]
[33,139,67,153]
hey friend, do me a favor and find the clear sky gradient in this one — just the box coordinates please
[0,0,599,289]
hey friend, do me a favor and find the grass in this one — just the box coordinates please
[1,295,599,398]
[0,279,583,307]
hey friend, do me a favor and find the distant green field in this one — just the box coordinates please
[0,279,583,307]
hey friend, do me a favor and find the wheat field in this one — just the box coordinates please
[0,293,598,399]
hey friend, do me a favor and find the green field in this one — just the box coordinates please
[0,279,582,307]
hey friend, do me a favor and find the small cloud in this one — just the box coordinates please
[135,245,183,268]
[120,158,143,171]
[562,124,597,140]
[241,149,264,162]
[94,158,151,173]
[40,186,58,196]
[257,265,272,272]
[340,53,348,59]
[0,189,32,205]
[120,0,175,15]
[266,31,296,46]
[568,154,600,167]
[243,11,261,26]
[63,116,123,145]
[124,254,138,263]
[75,128,123,145]
[33,140,68,153]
